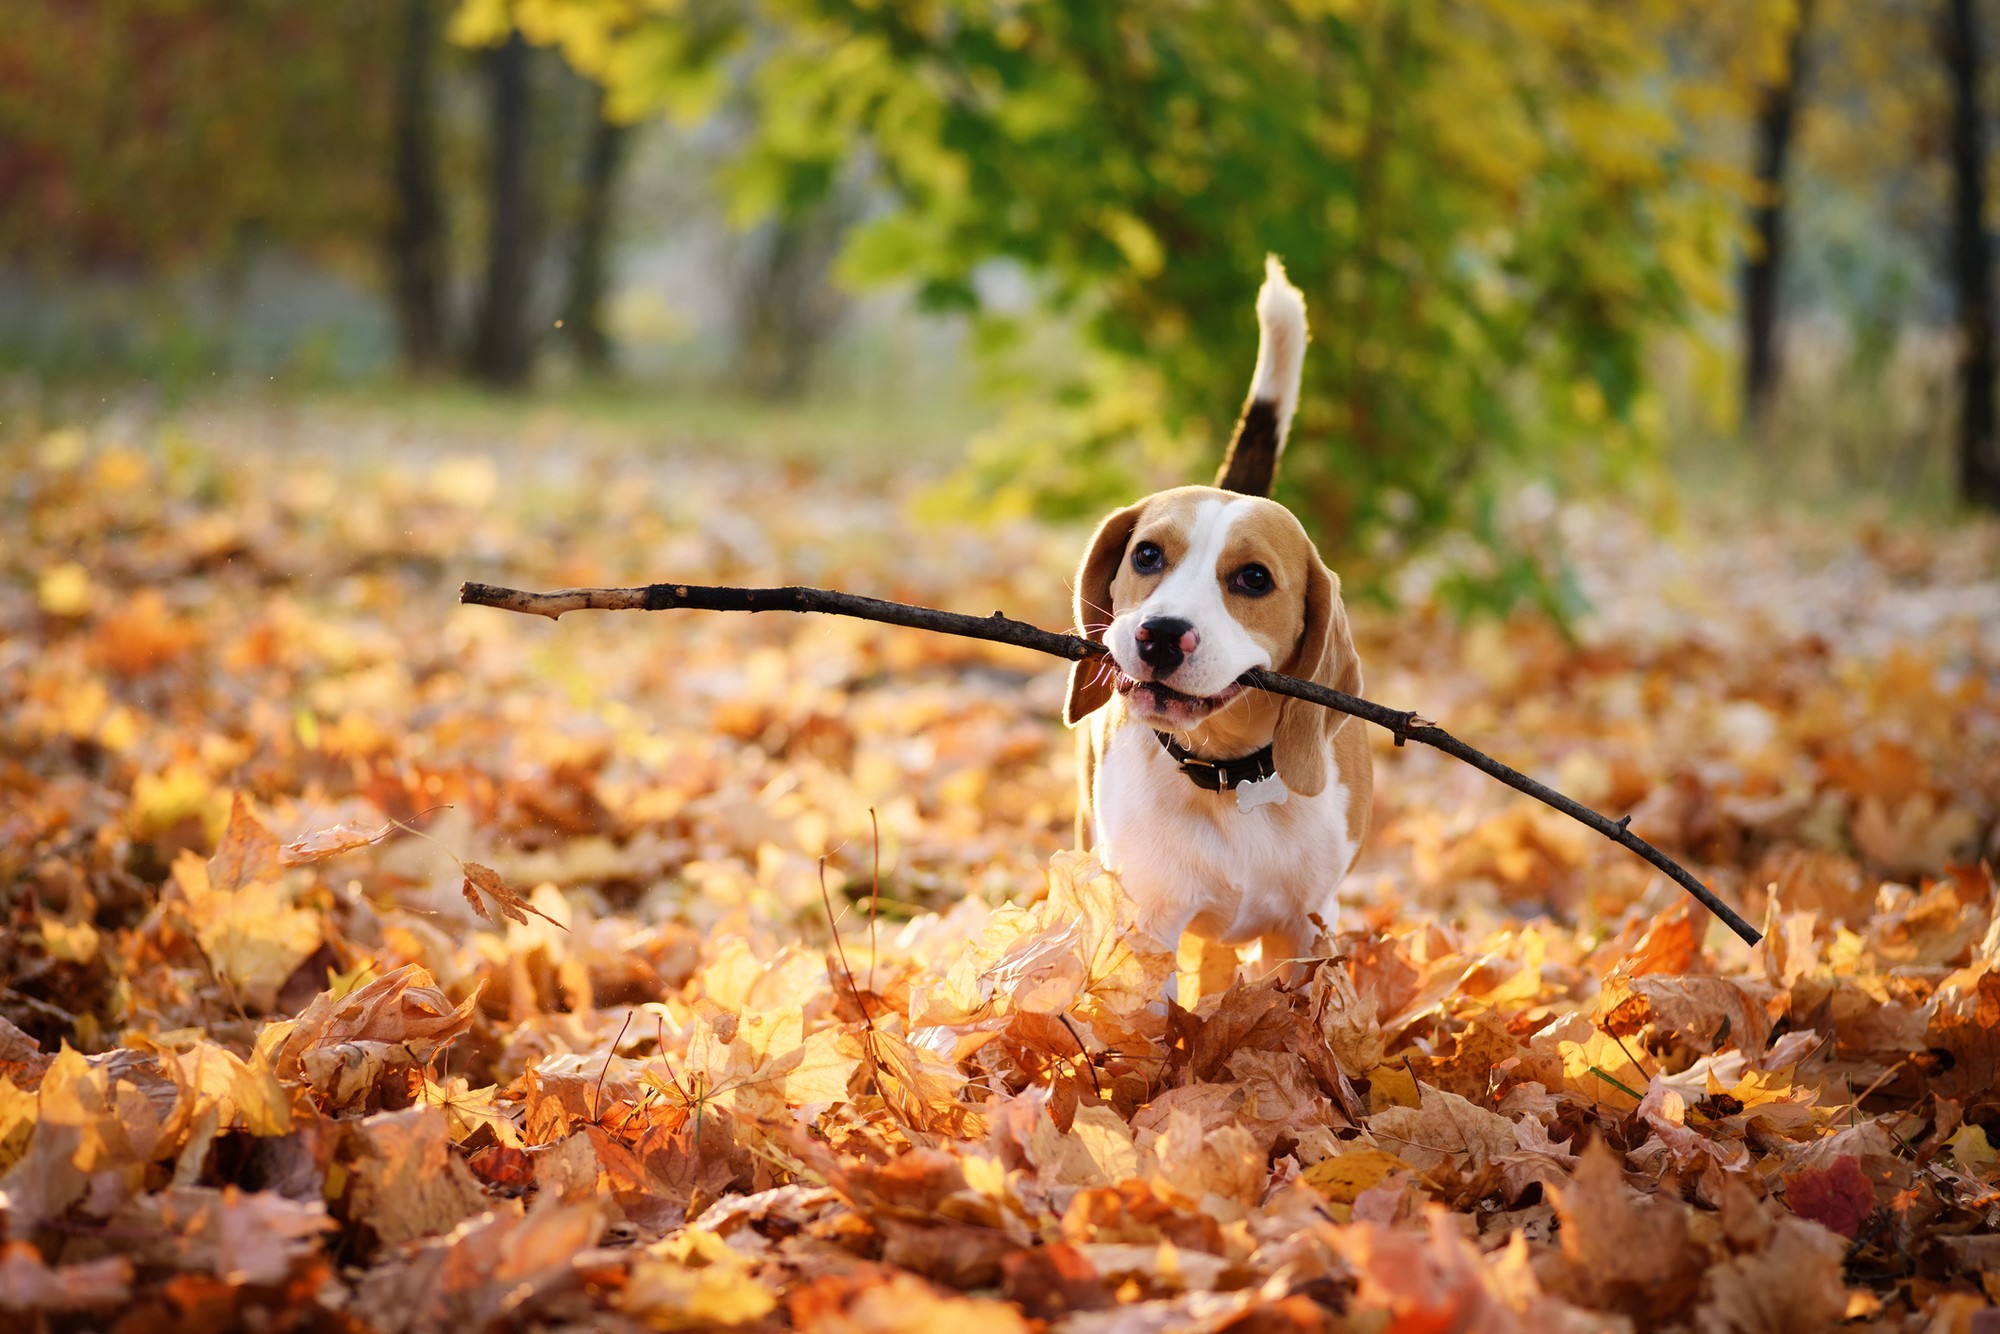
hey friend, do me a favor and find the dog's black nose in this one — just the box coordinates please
[1134,617,1197,676]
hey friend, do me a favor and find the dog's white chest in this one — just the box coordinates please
[1091,721,1354,947]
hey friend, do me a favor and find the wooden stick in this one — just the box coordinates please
[459,579,1762,946]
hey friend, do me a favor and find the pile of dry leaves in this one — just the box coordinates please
[1,407,1997,1332]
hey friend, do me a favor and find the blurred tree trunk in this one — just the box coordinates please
[1946,0,2000,508]
[469,29,537,387]
[387,0,448,375]
[736,194,854,399]
[1742,0,1811,429]
[564,90,629,377]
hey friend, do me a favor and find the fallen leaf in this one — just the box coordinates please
[281,818,398,866]
[353,1196,604,1333]
[117,1185,331,1285]
[1692,1216,1851,1334]
[1945,1124,1998,1180]
[1313,961,1385,1078]
[345,1106,488,1250]
[462,862,569,931]
[0,1241,131,1311]
[1366,1082,1515,1172]
[7,410,2000,1332]
[1300,1147,1410,1204]
[268,963,480,1105]
[1547,1137,1703,1322]
[1781,1154,1874,1238]
[1001,1242,1110,1319]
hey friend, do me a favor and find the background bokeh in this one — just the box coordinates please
[6,0,2000,606]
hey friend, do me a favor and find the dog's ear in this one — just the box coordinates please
[1064,502,1143,726]
[1270,557,1361,796]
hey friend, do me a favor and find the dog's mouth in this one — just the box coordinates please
[1115,672,1247,724]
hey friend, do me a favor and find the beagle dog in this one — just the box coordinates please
[1065,258,1371,977]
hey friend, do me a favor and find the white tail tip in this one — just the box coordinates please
[1250,254,1308,437]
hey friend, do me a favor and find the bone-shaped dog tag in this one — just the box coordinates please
[1236,774,1290,813]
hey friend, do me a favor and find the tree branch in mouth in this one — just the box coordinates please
[458,577,1765,946]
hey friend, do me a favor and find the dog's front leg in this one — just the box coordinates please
[1072,728,1098,852]
[1136,903,1200,957]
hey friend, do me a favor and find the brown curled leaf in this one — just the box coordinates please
[462,862,568,932]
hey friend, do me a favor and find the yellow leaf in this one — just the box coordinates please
[625,1229,778,1328]
[1947,1124,1998,1181]
[1368,1062,1422,1111]
[169,1042,293,1137]
[3,1046,146,1229]
[1317,963,1386,1077]
[36,562,92,617]
[130,765,215,840]
[422,1076,522,1148]
[0,1077,37,1174]
[35,426,85,470]
[1723,1064,1801,1110]
[34,918,99,965]
[323,957,379,1003]
[446,0,514,47]
[1301,1147,1411,1204]
[623,1262,777,1328]
[190,878,322,1013]
[1098,210,1164,277]
[1558,1028,1648,1105]
[1061,1103,1141,1185]
[1046,853,1176,1016]
[780,1029,857,1107]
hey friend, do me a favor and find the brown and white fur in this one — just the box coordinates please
[1065,258,1370,978]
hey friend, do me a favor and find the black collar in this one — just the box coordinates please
[1154,731,1276,792]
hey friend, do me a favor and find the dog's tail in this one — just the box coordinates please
[1214,255,1308,497]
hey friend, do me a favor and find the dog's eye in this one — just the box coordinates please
[1131,542,1165,574]
[1230,564,1273,596]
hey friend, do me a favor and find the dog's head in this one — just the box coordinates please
[1065,485,1360,796]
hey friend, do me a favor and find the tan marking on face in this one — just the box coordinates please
[1104,488,1318,641]
[1104,488,1206,616]
[1085,486,1349,754]
[1213,503,1317,670]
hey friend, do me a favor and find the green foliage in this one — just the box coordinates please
[1426,490,1592,630]
[916,350,1177,525]
[450,0,745,124]
[467,0,1755,600]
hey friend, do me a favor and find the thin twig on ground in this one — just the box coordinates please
[459,578,1763,945]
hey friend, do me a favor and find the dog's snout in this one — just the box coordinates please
[1135,617,1198,675]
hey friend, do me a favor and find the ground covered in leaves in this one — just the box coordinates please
[3,402,2000,1332]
